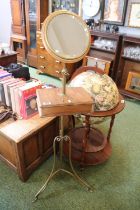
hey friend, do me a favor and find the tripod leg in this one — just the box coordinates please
[64,136,93,192]
[32,136,61,202]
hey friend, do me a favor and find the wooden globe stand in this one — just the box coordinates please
[63,95,125,166]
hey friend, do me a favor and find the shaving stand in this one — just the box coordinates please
[32,67,93,202]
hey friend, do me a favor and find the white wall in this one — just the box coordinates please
[0,0,12,44]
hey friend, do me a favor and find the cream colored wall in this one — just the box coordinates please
[0,0,12,45]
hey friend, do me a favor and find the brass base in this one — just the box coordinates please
[32,135,93,202]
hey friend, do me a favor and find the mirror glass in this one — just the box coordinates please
[29,0,37,49]
[41,10,90,63]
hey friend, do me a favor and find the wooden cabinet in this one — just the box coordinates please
[36,31,81,80]
[10,0,27,63]
[10,0,25,35]
[116,35,140,100]
[0,52,17,67]
[24,0,49,67]
[89,30,123,80]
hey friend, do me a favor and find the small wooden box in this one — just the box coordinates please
[36,87,94,117]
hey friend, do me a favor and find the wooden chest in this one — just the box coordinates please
[0,115,59,181]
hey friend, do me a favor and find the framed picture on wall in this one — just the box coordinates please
[103,0,128,25]
[125,71,140,94]
[128,3,140,27]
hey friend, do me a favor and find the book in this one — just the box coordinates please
[14,80,37,116]
[0,83,5,104]
[23,94,38,119]
[7,79,22,107]
[14,83,26,115]
[0,78,15,105]
[18,81,42,119]
[36,87,94,117]
[10,81,25,112]
[0,71,12,79]
[4,78,21,106]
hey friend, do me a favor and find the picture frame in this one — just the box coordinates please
[82,56,111,75]
[103,0,128,25]
[128,2,140,28]
[48,0,82,16]
[125,71,140,94]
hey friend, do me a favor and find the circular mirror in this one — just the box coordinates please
[41,10,91,63]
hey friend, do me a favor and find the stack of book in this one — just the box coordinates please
[0,69,43,119]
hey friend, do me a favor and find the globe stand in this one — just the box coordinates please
[32,66,93,203]
[63,95,125,166]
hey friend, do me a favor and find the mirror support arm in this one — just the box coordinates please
[61,63,69,96]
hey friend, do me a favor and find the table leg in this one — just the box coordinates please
[107,115,116,142]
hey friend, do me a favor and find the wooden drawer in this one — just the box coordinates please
[37,43,46,52]
[37,60,63,78]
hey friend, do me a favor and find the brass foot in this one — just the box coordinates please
[32,196,38,203]
[87,187,93,192]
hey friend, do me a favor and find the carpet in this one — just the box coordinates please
[0,68,140,210]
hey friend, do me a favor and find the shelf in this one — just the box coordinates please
[90,30,121,40]
[90,46,115,54]
[119,88,140,100]
[123,35,140,44]
[121,56,140,63]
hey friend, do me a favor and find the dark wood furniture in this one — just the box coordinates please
[0,52,17,67]
[116,35,140,100]
[24,0,49,67]
[36,31,81,79]
[10,0,27,64]
[63,66,125,165]
[89,30,123,80]
[0,115,59,181]
[64,95,125,166]
[11,34,27,63]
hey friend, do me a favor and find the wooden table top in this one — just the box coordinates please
[0,114,56,143]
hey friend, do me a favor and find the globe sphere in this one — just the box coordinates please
[69,71,119,111]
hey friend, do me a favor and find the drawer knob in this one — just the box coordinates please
[40,65,45,69]
[55,60,60,63]
[40,46,45,49]
[40,56,45,59]
[56,70,61,74]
